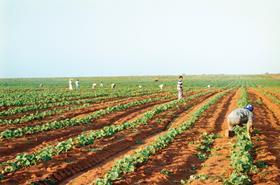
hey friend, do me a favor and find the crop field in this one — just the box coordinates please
[0,75,279,185]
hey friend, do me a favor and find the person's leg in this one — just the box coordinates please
[247,121,253,138]
[226,120,235,137]
[178,89,183,100]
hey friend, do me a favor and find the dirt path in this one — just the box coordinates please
[109,90,236,185]
[249,89,280,185]
[251,89,280,120]
[14,92,219,185]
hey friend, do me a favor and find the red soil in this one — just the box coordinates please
[249,89,280,185]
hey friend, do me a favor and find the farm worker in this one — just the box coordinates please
[226,104,254,137]
[75,79,80,90]
[177,75,183,100]
[92,83,97,89]
[100,82,104,87]
[69,79,73,90]
[207,85,211,88]
[159,84,164,91]
[111,83,116,89]
[139,85,142,89]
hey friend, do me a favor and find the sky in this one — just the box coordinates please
[0,0,279,78]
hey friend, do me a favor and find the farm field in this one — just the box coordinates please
[0,75,279,185]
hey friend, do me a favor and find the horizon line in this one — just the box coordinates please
[0,73,279,79]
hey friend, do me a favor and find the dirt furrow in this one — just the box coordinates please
[249,90,280,185]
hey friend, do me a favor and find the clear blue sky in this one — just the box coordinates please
[0,0,279,78]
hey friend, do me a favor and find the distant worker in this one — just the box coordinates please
[177,75,183,100]
[92,83,97,89]
[226,104,254,137]
[69,79,73,90]
[139,85,142,89]
[75,79,80,90]
[159,84,164,91]
[100,82,104,88]
[111,83,116,89]
[207,84,211,88]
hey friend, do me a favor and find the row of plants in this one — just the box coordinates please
[0,92,108,116]
[0,89,106,107]
[224,88,255,185]
[180,132,218,184]
[196,132,218,161]
[0,89,159,124]
[0,103,91,125]
[237,87,249,107]
[94,92,226,185]
[261,90,280,105]
[0,90,212,179]
[0,89,156,117]
[0,96,164,139]
[224,126,256,185]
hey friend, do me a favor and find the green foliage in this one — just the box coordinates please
[224,126,256,185]
[255,161,268,169]
[160,169,172,176]
[237,88,250,108]
[196,132,217,161]
[224,172,251,185]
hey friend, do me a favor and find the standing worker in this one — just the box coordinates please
[226,104,254,137]
[75,79,80,90]
[69,79,73,90]
[177,75,184,100]
[92,83,97,89]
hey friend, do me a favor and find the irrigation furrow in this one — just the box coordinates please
[249,90,280,185]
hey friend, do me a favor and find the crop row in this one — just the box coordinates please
[224,126,256,185]
[237,88,249,107]
[195,132,218,161]
[94,92,226,185]
[0,103,91,125]
[0,89,109,107]
[0,90,212,179]
[0,96,165,139]
[0,89,156,117]
[225,88,255,185]
[261,90,280,105]
[181,132,218,184]
[0,92,108,116]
